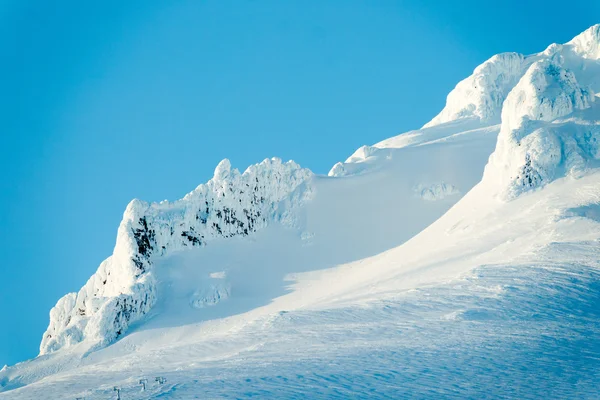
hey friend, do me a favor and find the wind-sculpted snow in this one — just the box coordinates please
[328,145,379,177]
[500,60,593,133]
[424,24,600,129]
[419,23,600,199]
[568,24,600,60]
[483,59,598,199]
[40,158,313,355]
[413,182,459,201]
[424,52,527,127]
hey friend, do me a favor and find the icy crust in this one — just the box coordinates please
[483,59,598,199]
[40,158,313,355]
[424,53,527,128]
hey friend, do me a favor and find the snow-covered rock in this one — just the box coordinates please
[190,281,231,309]
[345,145,379,163]
[424,24,600,129]
[424,52,527,127]
[501,60,593,133]
[329,145,381,177]
[568,24,600,60]
[414,183,459,201]
[416,24,600,199]
[40,158,313,354]
[328,162,347,177]
[483,59,597,199]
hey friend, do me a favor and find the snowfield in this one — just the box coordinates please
[2,25,600,399]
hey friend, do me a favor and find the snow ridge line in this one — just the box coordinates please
[40,158,313,355]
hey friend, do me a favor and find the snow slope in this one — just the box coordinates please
[2,24,600,399]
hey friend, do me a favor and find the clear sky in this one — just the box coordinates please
[0,0,598,367]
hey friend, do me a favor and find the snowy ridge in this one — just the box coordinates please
[568,24,600,59]
[328,118,495,178]
[40,158,313,355]
[423,24,600,130]
[423,52,527,128]
[328,144,382,177]
[334,24,600,197]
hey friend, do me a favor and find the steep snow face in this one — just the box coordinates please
[423,53,527,128]
[482,59,598,199]
[40,158,313,355]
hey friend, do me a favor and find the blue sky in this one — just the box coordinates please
[0,0,597,367]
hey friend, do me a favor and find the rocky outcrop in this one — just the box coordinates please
[40,158,313,354]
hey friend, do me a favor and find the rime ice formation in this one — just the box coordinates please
[500,60,593,133]
[328,145,380,177]
[40,158,313,354]
[423,25,600,130]
[328,162,346,177]
[483,59,598,199]
[330,25,600,200]
[414,183,459,201]
[568,24,600,60]
[345,145,378,163]
[423,52,527,128]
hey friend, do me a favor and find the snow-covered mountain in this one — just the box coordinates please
[2,25,600,399]
[39,158,313,356]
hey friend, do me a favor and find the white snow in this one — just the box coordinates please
[424,52,527,127]
[413,182,459,201]
[423,24,600,130]
[483,59,598,199]
[40,157,313,355]
[2,24,600,400]
[568,24,600,60]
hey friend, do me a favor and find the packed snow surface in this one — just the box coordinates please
[2,24,600,399]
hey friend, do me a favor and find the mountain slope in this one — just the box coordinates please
[2,24,600,399]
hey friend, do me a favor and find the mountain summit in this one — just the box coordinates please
[2,24,600,399]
